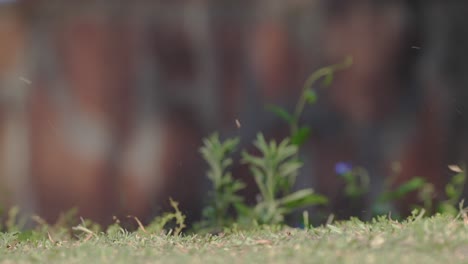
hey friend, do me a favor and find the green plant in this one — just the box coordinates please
[241,133,327,225]
[346,163,466,218]
[435,164,466,215]
[146,198,186,235]
[377,164,466,217]
[196,59,355,229]
[106,199,187,237]
[267,56,353,147]
[5,206,25,232]
[373,177,427,217]
[266,57,353,192]
[335,162,427,218]
[196,133,246,231]
[335,162,370,199]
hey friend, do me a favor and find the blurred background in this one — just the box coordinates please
[0,0,467,226]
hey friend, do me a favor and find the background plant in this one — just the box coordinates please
[267,56,353,147]
[335,162,370,199]
[265,57,353,197]
[417,164,467,216]
[375,164,466,217]
[241,133,327,225]
[373,176,426,218]
[335,162,427,219]
[197,132,328,229]
[142,198,186,235]
[196,133,245,231]
[196,59,354,230]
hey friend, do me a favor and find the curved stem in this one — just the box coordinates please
[291,56,353,135]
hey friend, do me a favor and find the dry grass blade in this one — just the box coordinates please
[462,212,468,225]
[72,225,97,239]
[255,239,272,245]
[128,215,147,234]
[83,233,94,242]
[31,215,48,226]
[448,165,463,173]
[47,232,55,243]
[235,118,241,128]
[326,214,335,226]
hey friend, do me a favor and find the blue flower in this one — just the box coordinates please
[335,162,352,175]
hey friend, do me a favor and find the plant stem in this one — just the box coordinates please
[291,56,353,135]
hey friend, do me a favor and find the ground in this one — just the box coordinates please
[0,213,467,263]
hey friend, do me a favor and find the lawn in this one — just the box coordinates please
[0,213,466,264]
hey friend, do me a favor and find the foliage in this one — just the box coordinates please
[335,162,428,218]
[196,133,327,230]
[267,56,353,147]
[337,162,467,219]
[241,133,327,225]
[196,58,354,229]
[196,133,245,231]
[5,206,27,233]
[145,198,186,235]
[335,162,370,199]
[420,164,467,216]
[373,177,427,217]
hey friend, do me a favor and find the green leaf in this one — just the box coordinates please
[241,152,266,170]
[251,133,271,157]
[291,126,312,146]
[304,89,318,104]
[278,161,302,178]
[266,105,294,124]
[221,158,233,170]
[445,184,456,198]
[275,145,298,164]
[231,180,246,193]
[202,206,215,218]
[233,202,252,218]
[279,189,328,212]
[379,177,426,202]
[394,177,426,197]
[452,173,466,185]
[437,203,457,216]
[223,137,240,153]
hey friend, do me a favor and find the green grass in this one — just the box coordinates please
[0,213,467,263]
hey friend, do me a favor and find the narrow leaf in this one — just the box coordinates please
[279,162,303,178]
[379,177,426,202]
[279,189,328,211]
[266,105,294,124]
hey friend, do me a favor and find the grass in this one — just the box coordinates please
[0,212,467,263]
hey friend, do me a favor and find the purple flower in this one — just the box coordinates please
[335,162,352,175]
